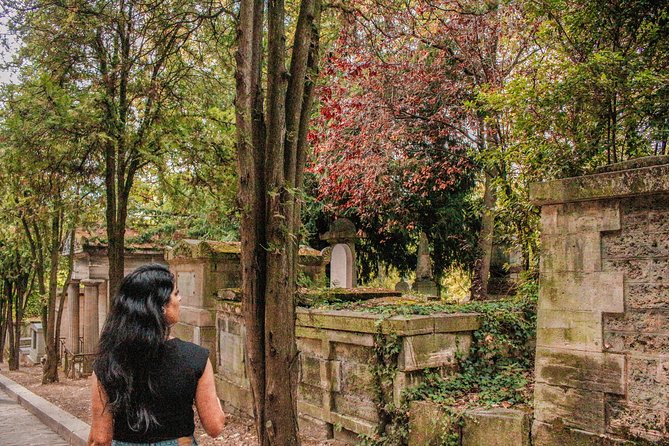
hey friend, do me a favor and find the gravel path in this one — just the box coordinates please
[0,365,347,446]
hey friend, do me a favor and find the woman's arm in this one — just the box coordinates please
[195,359,226,437]
[88,373,113,446]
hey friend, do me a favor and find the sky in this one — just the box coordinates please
[0,17,19,86]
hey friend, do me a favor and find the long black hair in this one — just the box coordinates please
[93,264,174,432]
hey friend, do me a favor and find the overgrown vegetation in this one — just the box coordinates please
[343,279,538,445]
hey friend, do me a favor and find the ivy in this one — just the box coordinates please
[330,279,538,446]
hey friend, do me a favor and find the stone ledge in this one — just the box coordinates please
[530,157,669,206]
[296,308,480,335]
[0,374,89,446]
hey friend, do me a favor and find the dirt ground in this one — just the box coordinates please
[0,365,346,446]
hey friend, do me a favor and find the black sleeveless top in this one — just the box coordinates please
[113,338,209,442]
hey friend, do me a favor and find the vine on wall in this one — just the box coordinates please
[355,280,538,445]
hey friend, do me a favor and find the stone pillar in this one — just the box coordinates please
[81,279,101,354]
[529,156,669,445]
[98,280,108,333]
[67,280,80,353]
[412,231,438,298]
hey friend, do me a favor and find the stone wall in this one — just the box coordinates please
[529,156,669,444]
[167,239,325,373]
[215,300,480,443]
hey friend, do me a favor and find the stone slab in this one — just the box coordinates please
[399,333,459,372]
[462,408,531,446]
[408,400,454,446]
[536,309,605,352]
[535,348,625,394]
[539,272,624,313]
[539,201,621,235]
[540,232,602,273]
[532,420,606,446]
[533,383,605,433]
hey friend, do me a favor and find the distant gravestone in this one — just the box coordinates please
[412,232,438,298]
[330,243,353,288]
[394,278,411,292]
[321,218,359,288]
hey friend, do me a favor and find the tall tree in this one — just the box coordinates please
[4,0,223,296]
[314,0,535,296]
[234,0,322,443]
[0,70,93,382]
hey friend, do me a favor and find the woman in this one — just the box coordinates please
[88,264,226,446]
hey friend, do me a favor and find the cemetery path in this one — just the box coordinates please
[0,387,69,446]
[0,366,345,446]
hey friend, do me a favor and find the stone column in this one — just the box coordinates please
[98,280,108,333]
[81,279,101,354]
[529,156,669,445]
[67,280,80,353]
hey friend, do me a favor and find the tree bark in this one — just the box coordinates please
[235,0,321,443]
[472,171,496,300]
[42,213,62,384]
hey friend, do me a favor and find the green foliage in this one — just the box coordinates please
[332,280,538,446]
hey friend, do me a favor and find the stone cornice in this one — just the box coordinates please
[530,156,669,206]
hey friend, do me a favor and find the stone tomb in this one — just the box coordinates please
[529,155,669,444]
[215,297,480,443]
[168,239,325,373]
[62,232,165,355]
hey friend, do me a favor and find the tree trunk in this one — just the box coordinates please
[0,290,6,363]
[6,282,18,371]
[42,214,62,384]
[472,171,496,300]
[235,0,321,443]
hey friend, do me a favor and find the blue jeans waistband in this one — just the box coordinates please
[111,436,197,446]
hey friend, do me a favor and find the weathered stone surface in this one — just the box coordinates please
[534,383,605,433]
[538,272,624,313]
[601,228,669,259]
[625,283,669,309]
[214,375,253,416]
[461,408,531,446]
[408,400,454,446]
[529,159,669,206]
[333,342,374,363]
[535,348,625,395]
[604,310,669,334]
[339,362,373,398]
[399,333,458,371]
[333,394,378,423]
[595,155,669,173]
[606,399,665,440]
[536,309,605,352]
[541,232,602,272]
[532,421,606,446]
[625,357,669,408]
[301,355,325,388]
[298,383,324,406]
[532,159,669,445]
[603,258,669,283]
[603,331,669,355]
[538,201,621,235]
[298,413,332,440]
[296,308,480,335]
[432,313,481,333]
[179,306,215,326]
